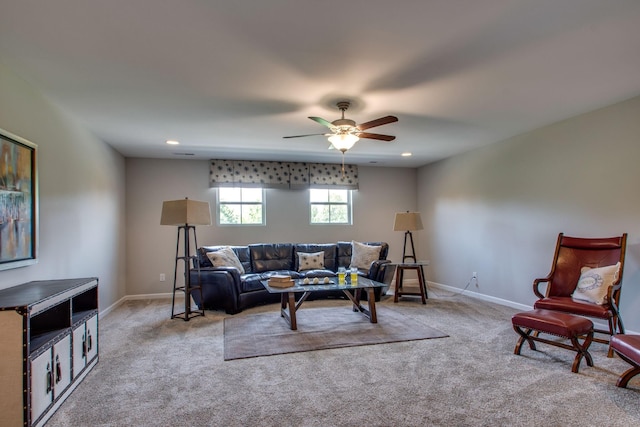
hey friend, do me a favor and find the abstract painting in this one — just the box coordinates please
[0,128,37,270]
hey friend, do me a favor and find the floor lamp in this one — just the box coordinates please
[393,211,424,263]
[161,198,211,321]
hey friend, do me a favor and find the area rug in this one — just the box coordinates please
[224,305,448,360]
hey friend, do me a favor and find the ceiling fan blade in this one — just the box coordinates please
[283,133,329,139]
[309,116,337,130]
[358,132,396,141]
[356,115,398,131]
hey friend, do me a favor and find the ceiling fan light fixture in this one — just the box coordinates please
[328,133,359,152]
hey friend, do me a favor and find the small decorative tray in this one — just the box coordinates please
[298,279,335,285]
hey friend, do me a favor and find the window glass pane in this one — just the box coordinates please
[328,190,347,203]
[311,205,330,223]
[242,188,262,202]
[219,187,240,202]
[219,204,241,224]
[242,204,263,224]
[309,189,328,203]
[330,205,348,223]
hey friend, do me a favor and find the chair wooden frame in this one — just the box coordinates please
[532,233,627,357]
[610,334,640,388]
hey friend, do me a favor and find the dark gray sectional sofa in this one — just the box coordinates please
[190,241,392,314]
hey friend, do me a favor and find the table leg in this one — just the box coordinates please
[417,266,427,304]
[280,292,298,330]
[353,288,362,312]
[367,288,377,323]
[394,267,403,303]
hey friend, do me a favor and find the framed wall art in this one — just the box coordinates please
[0,127,37,270]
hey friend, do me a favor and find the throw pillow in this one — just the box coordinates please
[571,262,621,305]
[349,241,381,270]
[297,251,325,271]
[205,246,245,274]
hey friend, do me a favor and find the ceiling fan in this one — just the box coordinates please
[284,101,398,153]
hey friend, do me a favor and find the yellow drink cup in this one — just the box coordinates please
[338,268,346,284]
[350,268,358,284]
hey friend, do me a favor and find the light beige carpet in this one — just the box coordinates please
[45,295,640,426]
[224,305,448,360]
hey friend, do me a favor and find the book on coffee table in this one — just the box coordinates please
[268,275,294,288]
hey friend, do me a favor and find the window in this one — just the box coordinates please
[217,187,265,225]
[310,189,352,224]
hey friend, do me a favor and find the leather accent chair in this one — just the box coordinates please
[533,233,627,357]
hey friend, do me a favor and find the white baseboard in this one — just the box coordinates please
[99,292,183,319]
[426,280,532,311]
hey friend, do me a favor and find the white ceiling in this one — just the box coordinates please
[1,0,640,168]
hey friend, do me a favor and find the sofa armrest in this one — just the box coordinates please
[190,267,243,314]
[368,259,391,281]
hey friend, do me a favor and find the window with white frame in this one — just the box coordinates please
[217,187,265,225]
[310,189,352,224]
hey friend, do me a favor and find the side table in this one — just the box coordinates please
[393,262,429,304]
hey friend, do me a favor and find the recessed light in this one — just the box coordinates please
[166,140,180,145]
[401,152,412,157]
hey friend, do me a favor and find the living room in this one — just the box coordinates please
[1,1,640,425]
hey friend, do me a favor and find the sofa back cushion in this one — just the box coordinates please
[197,245,252,273]
[294,243,338,272]
[337,241,388,269]
[249,243,294,273]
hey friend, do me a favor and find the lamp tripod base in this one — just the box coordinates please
[402,231,417,263]
[171,225,205,321]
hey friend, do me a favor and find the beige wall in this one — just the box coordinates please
[125,158,417,296]
[0,64,126,312]
[6,55,639,330]
[417,95,640,330]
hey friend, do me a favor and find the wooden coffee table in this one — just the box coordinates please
[261,277,386,330]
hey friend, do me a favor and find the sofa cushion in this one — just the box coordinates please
[350,241,382,270]
[249,243,294,273]
[205,246,245,274]
[534,296,613,319]
[571,262,620,305]
[338,241,388,268]
[297,251,325,271]
[198,245,251,273]
[294,243,338,272]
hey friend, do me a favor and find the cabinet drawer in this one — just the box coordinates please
[30,349,52,423]
[73,314,98,378]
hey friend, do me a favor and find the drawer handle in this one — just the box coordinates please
[87,330,93,353]
[46,363,52,393]
[55,354,62,384]
[82,333,87,359]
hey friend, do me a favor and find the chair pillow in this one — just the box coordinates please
[571,262,621,305]
[297,251,325,271]
[349,241,381,270]
[206,246,245,274]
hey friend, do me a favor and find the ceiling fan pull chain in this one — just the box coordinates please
[341,153,346,178]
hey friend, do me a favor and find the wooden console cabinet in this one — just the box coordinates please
[0,278,99,427]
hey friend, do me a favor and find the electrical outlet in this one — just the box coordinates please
[160,273,166,282]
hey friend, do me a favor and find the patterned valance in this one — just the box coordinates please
[309,163,358,189]
[209,160,358,190]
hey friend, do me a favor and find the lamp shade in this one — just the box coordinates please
[393,211,423,231]
[160,198,211,226]
[328,133,359,151]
